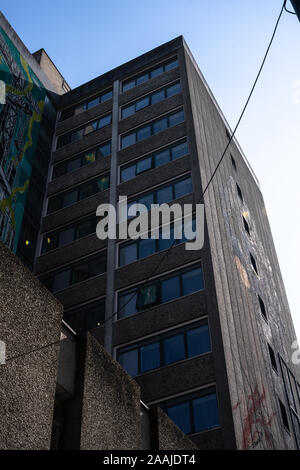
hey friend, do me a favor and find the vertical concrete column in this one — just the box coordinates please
[104,80,119,355]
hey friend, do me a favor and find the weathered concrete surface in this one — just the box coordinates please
[0,242,63,449]
[80,333,142,450]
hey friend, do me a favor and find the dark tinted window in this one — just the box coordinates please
[122,58,178,92]
[164,333,185,365]
[117,321,210,376]
[121,109,185,149]
[120,139,188,183]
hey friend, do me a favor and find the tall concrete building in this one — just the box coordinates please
[1,13,299,450]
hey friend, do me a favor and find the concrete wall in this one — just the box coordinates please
[0,242,63,449]
[33,49,70,95]
[183,42,300,450]
[80,333,142,450]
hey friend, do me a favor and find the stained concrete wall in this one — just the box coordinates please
[183,40,300,450]
[0,242,63,449]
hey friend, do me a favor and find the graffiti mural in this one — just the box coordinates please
[0,26,46,251]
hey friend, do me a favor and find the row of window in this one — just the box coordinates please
[42,215,97,254]
[120,139,188,183]
[53,136,187,183]
[64,299,106,333]
[119,218,196,267]
[121,109,184,149]
[121,81,181,119]
[117,322,211,376]
[118,264,204,319]
[59,89,113,122]
[121,175,192,221]
[42,251,107,293]
[47,174,110,214]
[56,113,112,149]
[161,389,220,435]
[52,141,111,180]
[122,57,178,92]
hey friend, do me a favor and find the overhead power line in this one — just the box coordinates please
[2,1,287,363]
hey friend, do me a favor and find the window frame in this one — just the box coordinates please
[117,263,204,319]
[56,113,112,149]
[47,172,110,214]
[119,139,188,183]
[59,89,113,122]
[41,250,107,293]
[116,320,211,376]
[160,387,220,435]
[121,80,181,120]
[121,57,179,93]
[118,215,196,267]
[122,174,192,222]
[120,108,185,149]
[41,214,98,254]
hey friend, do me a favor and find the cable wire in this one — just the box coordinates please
[284,0,297,14]
[2,1,287,363]
[98,0,286,327]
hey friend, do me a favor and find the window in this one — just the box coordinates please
[162,390,219,435]
[161,275,181,303]
[119,243,138,266]
[242,215,250,235]
[268,344,278,372]
[139,284,157,309]
[118,264,204,319]
[56,114,112,149]
[236,183,243,202]
[47,173,110,214]
[250,253,258,275]
[120,109,185,149]
[122,58,179,92]
[64,299,105,333]
[258,295,268,321]
[231,154,237,171]
[120,140,188,183]
[122,175,192,221]
[140,342,160,373]
[279,399,290,432]
[117,322,211,376]
[118,347,139,376]
[121,81,181,119]
[41,252,107,293]
[182,267,204,295]
[118,217,196,267]
[164,334,185,365]
[59,89,113,121]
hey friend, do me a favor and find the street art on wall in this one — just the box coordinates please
[0,25,46,252]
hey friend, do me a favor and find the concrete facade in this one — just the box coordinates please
[32,36,300,450]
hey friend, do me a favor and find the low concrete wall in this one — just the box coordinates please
[0,242,63,449]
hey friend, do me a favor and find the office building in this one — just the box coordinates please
[1,12,299,449]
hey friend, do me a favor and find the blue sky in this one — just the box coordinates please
[2,0,300,341]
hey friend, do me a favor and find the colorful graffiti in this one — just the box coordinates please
[234,385,275,450]
[0,25,46,251]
